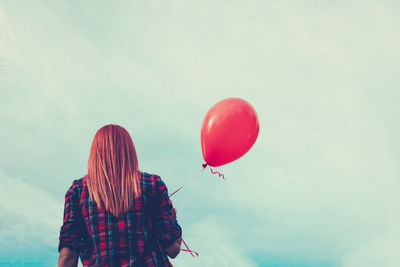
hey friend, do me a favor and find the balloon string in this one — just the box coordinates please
[202,163,227,180]
[169,171,203,258]
[169,190,194,257]
[169,166,205,199]
[168,164,227,258]
[180,248,199,256]
[181,238,198,257]
[169,185,184,198]
[209,167,226,180]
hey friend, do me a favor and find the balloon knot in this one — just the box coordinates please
[202,163,208,169]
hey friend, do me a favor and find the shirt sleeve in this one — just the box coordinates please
[153,176,182,250]
[58,180,83,254]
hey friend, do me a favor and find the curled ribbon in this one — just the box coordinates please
[181,238,199,257]
[202,163,227,180]
[180,249,199,256]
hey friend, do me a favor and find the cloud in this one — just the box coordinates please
[216,84,400,262]
[0,0,399,266]
[342,236,400,267]
[171,219,256,267]
[0,168,63,253]
[0,4,16,53]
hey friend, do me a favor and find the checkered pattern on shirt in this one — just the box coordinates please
[58,171,182,267]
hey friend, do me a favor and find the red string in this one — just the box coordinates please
[167,163,227,258]
[202,163,227,180]
[180,248,199,256]
[169,187,198,257]
[209,167,227,180]
[169,185,184,198]
[181,238,199,257]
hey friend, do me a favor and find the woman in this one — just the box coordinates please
[58,124,182,266]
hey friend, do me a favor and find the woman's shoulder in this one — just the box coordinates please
[63,176,86,201]
[73,176,87,192]
[74,176,85,185]
[139,171,162,187]
[139,171,169,198]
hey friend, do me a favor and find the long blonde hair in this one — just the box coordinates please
[85,124,141,218]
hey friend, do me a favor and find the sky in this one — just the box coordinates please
[0,0,399,266]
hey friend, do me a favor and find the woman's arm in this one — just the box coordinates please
[58,181,82,267]
[152,176,182,258]
[58,247,79,267]
[165,207,181,258]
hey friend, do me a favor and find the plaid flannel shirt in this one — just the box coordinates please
[58,172,182,267]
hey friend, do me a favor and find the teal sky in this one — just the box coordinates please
[1,1,400,266]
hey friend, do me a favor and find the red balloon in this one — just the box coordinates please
[201,98,259,167]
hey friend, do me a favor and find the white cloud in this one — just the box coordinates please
[0,168,63,251]
[0,4,16,53]
[342,236,400,267]
[171,219,256,267]
[0,0,399,266]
